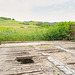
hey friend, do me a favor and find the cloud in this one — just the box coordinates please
[34,0,69,6]
[73,0,75,3]
[0,0,69,9]
[0,0,75,22]
[0,0,32,20]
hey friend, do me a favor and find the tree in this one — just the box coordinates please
[12,18,15,20]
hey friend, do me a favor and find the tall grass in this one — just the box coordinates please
[0,27,49,41]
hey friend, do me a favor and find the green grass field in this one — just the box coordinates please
[0,19,50,41]
[0,18,75,41]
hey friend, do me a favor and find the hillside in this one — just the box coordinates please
[0,17,51,41]
[0,17,75,41]
[0,17,58,26]
[23,21,58,26]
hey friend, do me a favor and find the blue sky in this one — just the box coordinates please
[0,0,75,22]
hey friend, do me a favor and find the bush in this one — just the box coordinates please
[0,17,11,20]
[47,21,75,40]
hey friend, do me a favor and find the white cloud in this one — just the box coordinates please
[0,0,74,22]
[73,0,75,3]
[0,0,32,19]
[68,6,74,9]
[0,0,69,8]
[34,0,69,6]
[24,0,69,7]
[47,10,75,22]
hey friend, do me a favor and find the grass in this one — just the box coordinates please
[0,27,48,41]
[0,19,49,41]
[0,19,75,41]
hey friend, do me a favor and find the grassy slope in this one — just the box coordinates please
[0,19,49,41]
[0,19,38,31]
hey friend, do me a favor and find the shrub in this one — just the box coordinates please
[0,17,11,20]
[47,21,75,40]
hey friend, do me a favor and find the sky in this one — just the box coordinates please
[0,0,75,22]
